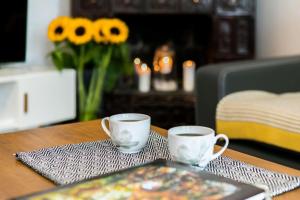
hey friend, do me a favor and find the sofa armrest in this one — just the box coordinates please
[195,56,300,129]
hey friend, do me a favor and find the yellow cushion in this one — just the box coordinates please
[217,120,300,152]
[216,91,300,152]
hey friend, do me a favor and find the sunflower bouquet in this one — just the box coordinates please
[48,16,133,121]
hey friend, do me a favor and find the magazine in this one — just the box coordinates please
[15,159,266,200]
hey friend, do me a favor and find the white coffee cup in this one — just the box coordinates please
[101,113,151,153]
[168,126,229,168]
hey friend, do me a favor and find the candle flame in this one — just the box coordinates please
[134,57,141,65]
[159,56,173,67]
[157,56,173,74]
[137,63,151,75]
[154,64,160,72]
[183,60,195,68]
[141,63,148,72]
[162,56,170,64]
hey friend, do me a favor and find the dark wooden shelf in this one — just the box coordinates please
[103,89,196,129]
[72,0,256,63]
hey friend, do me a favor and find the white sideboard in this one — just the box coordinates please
[0,68,76,133]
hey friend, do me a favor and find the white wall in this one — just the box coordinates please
[256,0,300,58]
[25,0,70,67]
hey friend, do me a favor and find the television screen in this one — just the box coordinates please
[0,0,27,63]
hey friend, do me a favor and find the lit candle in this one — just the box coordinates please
[133,57,141,73]
[183,60,196,92]
[158,56,173,74]
[138,63,151,93]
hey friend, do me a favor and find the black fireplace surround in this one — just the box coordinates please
[72,0,255,128]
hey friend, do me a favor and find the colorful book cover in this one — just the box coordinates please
[15,159,265,200]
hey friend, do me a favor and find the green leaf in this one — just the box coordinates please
[119,43,134,76]
[92,45,105,65]
[84,47,95,63]
[50,50,75,70]
[99,43,134,91]
[111,44,121,58]
[104,63,121,92]
[61,52,75,68]
[51,50,64,71]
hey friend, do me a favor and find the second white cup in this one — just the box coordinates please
[168,126,229,169]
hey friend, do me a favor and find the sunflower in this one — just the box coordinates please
[67,18,93,45]
[102,19,129,44]
[93,18,110,43]
[48,16,70,42]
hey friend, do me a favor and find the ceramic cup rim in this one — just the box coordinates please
[168,125,215,138]
[109,113,150,123]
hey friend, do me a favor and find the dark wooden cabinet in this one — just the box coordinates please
[72,0,255,127]
[72,0,112,18]
[180,0,213,13]
[213,16,254,61]
[103,90,196,129]
[145,0,179,14]
[112,0,144,13]
[216,0,255,16]
[146,0,179,13]
[212,0,255,61]
[72,0,255,62]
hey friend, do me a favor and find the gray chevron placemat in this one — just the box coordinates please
[16,131,300,197]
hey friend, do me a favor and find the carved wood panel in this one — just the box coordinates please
[146,0,179,13]
[112,0,145,13]
[216,0,255,16]
[72,0,112,18]
[213,16,254,61]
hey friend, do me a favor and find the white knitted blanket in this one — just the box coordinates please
[216,90,300,133]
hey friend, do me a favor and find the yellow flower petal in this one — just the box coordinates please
[102,18,129,44]
[48,16,70,42]
[93,18,110,43]
[67,18,93,45]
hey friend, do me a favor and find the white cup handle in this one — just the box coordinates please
[211,134,229,161]
[101,117,111,138]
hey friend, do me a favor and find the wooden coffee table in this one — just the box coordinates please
[0,120,299,199]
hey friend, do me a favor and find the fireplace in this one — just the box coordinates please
[72,0,255,128]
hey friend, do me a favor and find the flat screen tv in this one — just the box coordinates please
[0,0,27,63]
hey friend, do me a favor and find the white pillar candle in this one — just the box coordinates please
[138,63,151,93]
[183,60,196,92]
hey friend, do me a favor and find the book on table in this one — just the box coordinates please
[15,159,266,200]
